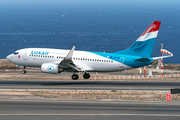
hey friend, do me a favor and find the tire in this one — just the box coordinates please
[22,70,26,74]
[72,74,79,80]
[83,73,90,79]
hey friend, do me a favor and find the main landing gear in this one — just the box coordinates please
[83,73,90,79]
[71,73,90,80]
[71,74,79,80]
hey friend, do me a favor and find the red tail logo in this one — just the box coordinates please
[141,21,161,36]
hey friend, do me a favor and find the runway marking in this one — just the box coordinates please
[0,104,180,111]
[0,113,180,116]
[0,99,180,106]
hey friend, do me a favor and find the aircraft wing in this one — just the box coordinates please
[58,46,86,72]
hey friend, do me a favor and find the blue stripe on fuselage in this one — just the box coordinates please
[89,51,153,68]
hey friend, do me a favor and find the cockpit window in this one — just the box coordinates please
[14,52,19,55]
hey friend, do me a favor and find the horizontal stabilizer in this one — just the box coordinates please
[152,55,173,60]
[135,57,151,62]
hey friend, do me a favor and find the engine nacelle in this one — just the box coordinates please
[41,63,63,74]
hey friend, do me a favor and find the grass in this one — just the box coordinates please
[111,90,118,92]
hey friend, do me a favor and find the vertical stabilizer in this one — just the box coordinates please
[114,21,161,57]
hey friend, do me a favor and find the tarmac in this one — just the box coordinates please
[0,80,180,91]
[0,99,180,120]
[0,70,180,120]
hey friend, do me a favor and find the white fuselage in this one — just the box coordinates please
[7,48,132,72]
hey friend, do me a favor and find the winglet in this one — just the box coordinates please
[65,46,75,60]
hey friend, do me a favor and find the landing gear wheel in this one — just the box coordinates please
[83,73,90,79]
[72,74,79,80]
[22,70,26,74]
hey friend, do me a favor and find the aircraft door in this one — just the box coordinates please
[23,51,28,60]
[119,57,124,68]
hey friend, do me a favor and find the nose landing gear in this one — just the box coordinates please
[22,70,26,74]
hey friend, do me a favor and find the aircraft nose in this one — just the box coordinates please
[6,54,12,61]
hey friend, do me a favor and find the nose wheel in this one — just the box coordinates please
[22,70,26,74]
[72,74,79,80]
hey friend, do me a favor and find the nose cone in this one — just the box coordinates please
[6,54,12,61]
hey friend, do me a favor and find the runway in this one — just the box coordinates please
[0,99,180,120]
[0,80,180,120]
[0,80,180,90]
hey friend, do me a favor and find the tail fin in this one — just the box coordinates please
[114,21,161,58]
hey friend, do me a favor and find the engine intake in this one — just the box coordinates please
[41,63,63,74]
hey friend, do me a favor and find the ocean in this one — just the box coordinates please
[0,0,180,64]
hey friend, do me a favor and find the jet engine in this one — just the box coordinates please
[41,63,63,74]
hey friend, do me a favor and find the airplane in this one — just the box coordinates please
[6,21,173,80]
